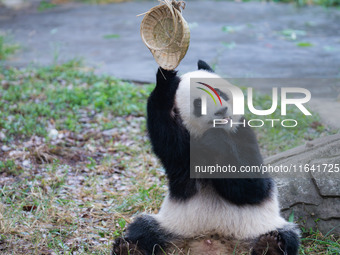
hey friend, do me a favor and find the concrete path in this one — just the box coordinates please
[0,1,340,128]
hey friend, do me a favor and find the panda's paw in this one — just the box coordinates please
[252,231,285,255]
[111,237,145,255]
[157,67,177,81]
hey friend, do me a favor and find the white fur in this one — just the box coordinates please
[155,184,288,240]
[175,70,242,138]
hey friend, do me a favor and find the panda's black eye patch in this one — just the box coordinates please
[193,98,202,117]
[215,88,229,101]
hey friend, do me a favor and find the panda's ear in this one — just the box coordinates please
[197,60,214,72]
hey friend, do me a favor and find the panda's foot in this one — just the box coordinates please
[112,237,145,255]
[252,231,285,255]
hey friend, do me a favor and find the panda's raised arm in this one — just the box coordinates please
[147,68,187,159]
[150,68,180,110]
[147,68,195,200]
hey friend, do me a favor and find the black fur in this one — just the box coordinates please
[115,215,174,255]
[198,59,214,72]
[277,228,300,254]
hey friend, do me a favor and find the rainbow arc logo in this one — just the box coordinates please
[196,82,222,106]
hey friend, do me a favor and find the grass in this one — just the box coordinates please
[0,60,162,254]
[0,35,20,60]
[0,61,338,254]
[300,227,340,254]
[38,0,131,11]
[0,159,23,176]
[103,34,120,39]
[77,0,131,3]
[238,0,340,6]
[0,59,152,140]
[37,0,58,11]
[214,0,340,6]
[277,0,340,6]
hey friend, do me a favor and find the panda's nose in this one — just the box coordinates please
[214,107,228,116]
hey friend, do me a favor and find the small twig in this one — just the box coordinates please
[158,67,167,80]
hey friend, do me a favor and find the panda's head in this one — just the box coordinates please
[175,60,243,137]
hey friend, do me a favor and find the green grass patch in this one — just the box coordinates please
[37,0,57,11]
[300,227,340,254]
[103,34,120,39]
[0,160,23,176]
[293,0,340,6]
[296,42,314,47]
[0,35,20,60]
[76,0,132,3]
[0,60,153,140]
[217,0,340,6]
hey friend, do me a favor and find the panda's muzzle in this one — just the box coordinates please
[214,107,228,116]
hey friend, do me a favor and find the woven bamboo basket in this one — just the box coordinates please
[140,0,190,70]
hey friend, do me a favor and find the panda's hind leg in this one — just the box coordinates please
[252,226,300,255]
[112,214,174,255]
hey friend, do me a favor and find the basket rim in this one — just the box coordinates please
[140,4,185,52]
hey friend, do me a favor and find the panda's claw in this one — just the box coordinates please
[252,231,286,255]
[111,237,144,255]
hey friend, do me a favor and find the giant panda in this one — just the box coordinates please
[112,60,300,255]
